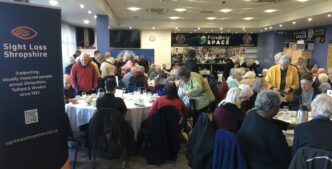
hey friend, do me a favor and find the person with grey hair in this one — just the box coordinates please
[239,84,255,113]
[274,52,284,65]
[212,87,246,132]
[293,94,332,155]
[226,68,240,88]
[238,90,291,169]
[176,66,215,125]
[265,55,299,103]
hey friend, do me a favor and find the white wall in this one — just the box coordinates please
[141,30,171,66]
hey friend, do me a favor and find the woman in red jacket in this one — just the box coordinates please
[148,81,186,119]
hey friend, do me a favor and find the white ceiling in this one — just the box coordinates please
[25,0,332,33]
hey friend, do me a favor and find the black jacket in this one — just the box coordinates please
[184,58,199,73]
[88,108,135,160]
[289,87,320,111]
[289,147,332,169]
[293,118,332,155]
[237,110,291,169]
[96,93,127,115]
[145,106,181,164]
[187,114,216,169]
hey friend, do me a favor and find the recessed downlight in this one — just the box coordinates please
[175,8,186,12]
[219,9,232,13]
[292,21,296,25]
[127,7,141,11]
[49,0,58,6]
[88,10,92,14]
[207,17,216,20]
[243,17,254,20]
[308,18,312,22]
[169,16,180,20]
[80,4,85,8]
[83,20,89,24]
[279,24,283,27]
[264,9,277,13]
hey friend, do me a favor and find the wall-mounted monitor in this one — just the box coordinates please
[76,27,95,48]
[109,30,140,48]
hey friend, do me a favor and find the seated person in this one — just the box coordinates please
[122,67,136,89]
[148,81,186,119]
[293,94,332,155]
[96,78,127,115]
[128,66,148,92]
[212,87,245,133]
[154,69,167,86]
[226,68,240,88]
[290,73,320,111]
[64,74,75,102]
[237,90,291,169]
[238,84,254,113]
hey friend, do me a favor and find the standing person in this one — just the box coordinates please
[96,78,127,115]
[138,55,150,73]
[64,56,76,75]
[265,55,299,103]
[237,90,291,169]
[176,66,215,125]
[184,49,199,73]
[70,53,99,95]
[115,54,124,78]
[100,57,117,88]
[292,94,332,155]
[223,56,240,80]
[121,53,133,76]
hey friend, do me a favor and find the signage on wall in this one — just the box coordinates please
[293,27,325,43]
[171,33,258,47]
[0,2,69,169]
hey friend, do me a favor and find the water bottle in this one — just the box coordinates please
[97,88,105,98]
[296,105,308,124]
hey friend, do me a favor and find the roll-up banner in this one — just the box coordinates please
[0,1,69,169]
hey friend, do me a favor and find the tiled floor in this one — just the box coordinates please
[69,144,191,169]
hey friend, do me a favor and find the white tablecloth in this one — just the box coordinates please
[274,110,312,146]
[65,93,154,138]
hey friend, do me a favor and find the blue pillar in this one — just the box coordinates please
[96,15,109,54]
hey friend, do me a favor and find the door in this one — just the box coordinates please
[327,43,332,69]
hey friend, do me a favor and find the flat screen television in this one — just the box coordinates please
[109,30,140,48]
[76,27,95,48]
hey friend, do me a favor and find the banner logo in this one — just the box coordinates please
[242,34,252,44]
[176,34,186,44]
[11,26,38,40]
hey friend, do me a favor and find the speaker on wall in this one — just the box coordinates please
[76,27,95,48]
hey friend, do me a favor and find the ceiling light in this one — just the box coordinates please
[175,27,178,30]
[80,4,85,8]
[264,9,277,13]
[279,24,283,27]
[219,9,232,13]
[308,18,312,22]
[88,10,92,14]
[197,27,200,30]
[49,0,58,6]
[175,8,186,12]
[220,27,223,30]
[243,17,254,20]
[108,26,111,29]
[129,26,132,29]
[207,17,216,20]
[244,0,251,1]
[127,7,141,11]
[292,21,296,25]
[264,27,267,30]
[269,26,272,30]
[94,15,97,19]
[83,20,89,24]
[328,14,331,18]
[296,0,309,2]
[169,16,180,20]
[152,27,155,30]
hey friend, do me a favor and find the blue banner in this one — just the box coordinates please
[0,2,69,169]
[110,48,154,63]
